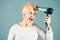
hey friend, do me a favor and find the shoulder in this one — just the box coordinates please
[32,23,45,32]
[11,24,17,29]
[32,23,38,26]
[32,23,45,31]
[32,23,41,29]
[9,24,17,32]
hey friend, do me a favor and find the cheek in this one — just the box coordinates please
[33,16,35,19]
[24,13,30,19]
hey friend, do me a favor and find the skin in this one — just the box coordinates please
[18,7,36,27]
[18,3,51,30]
[7,3,53,40]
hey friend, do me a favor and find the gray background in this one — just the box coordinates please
[0,0,60,40]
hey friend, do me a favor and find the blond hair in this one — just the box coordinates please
[22,3,36,13]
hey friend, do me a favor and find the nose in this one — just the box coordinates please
[30,15,33,18]
[29,11,35,18]
[30,14,35,19]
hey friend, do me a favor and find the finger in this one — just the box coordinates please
[45,16,49,19]
[45,19,51,21]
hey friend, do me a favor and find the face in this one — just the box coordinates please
[23,8,36,24]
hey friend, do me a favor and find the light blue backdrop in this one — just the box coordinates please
[0,0,60,40]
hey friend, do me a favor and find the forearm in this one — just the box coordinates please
[45,14,53,40]
[46,26,53,40]
[38,26,53,40]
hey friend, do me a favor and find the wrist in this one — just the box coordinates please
[46,25,51,30]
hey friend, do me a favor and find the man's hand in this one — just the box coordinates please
[45,14,51,30]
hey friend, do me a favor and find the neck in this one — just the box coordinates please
[22,20,32,27]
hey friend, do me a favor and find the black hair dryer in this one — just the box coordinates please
[44,8,54,16]
[36,6,54,16]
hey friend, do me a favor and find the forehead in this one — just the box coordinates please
[22,9,36,17]
[25,8,36,14]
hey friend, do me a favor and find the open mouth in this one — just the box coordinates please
[29,18,33,21]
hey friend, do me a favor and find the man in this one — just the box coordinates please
[7,3,53,40]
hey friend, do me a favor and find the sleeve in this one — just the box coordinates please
[46,27,53,40]
[7,25,15,40]
[34,24,53,40]
[36,25,46,40]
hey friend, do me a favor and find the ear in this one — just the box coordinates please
[23,13,25,16]
[22,13,25,18]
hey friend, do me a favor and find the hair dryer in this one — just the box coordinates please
[36,6,54,16]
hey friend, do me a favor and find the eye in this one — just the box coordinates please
[29,12,32,14]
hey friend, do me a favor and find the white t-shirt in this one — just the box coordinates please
[7,23,53,40]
